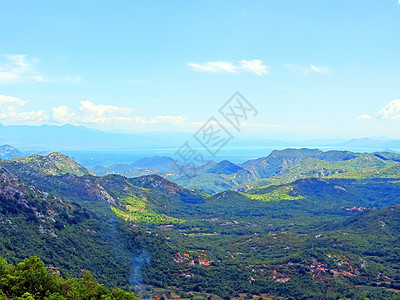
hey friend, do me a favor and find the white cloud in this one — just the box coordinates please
[78,101,136,124]
[0,97,191,130]
[0,95,28,106]
[4,54,32,73]
[358,114,372,120]
[241,122,317,130]
[51,106,77,124]
[135,115,186,126]
[273,85,300,92]
[6,110,48,122]
[49,100,189,129]
[377,99,400,120]
[190,120,230,128]
[150,115,186,125]
[188,61,238,74]
[0,54,80,85]
[188,59,270,76]
[0,94,49,124]
[239,59,269,76]
[0,54,40,84]
[285,64,330,75]
[310,65,330,74]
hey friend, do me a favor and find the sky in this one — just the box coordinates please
[0,0,400,140]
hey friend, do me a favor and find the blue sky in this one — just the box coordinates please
[0,0,400,140]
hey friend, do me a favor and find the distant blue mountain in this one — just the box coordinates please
[0,123,189,149]
[0,144,26,159]
[130,156,174,170]
[1,123,399,151]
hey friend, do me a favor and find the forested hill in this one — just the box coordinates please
[87,148,400,194]
[0,256,138,299]
[173,148,400,193]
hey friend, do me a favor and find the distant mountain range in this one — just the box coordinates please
[90,155,174,177]
[0,123,190,149]
[4,141,400,195]
[174,148,400,193]
[1,122,400,150]
[82,148,400,194]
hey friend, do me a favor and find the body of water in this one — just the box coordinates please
[31,145,398,167]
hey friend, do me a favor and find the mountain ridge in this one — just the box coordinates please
[2,122,400,149]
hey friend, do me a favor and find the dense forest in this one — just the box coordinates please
[0,256,138,299]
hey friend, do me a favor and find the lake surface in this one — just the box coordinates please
[34,145,397,167]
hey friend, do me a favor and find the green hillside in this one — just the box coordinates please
[0,152,93,178]
[0,256,138,299]
[2,150,400,299]
[236,152,400,193]
[173,149,400,194]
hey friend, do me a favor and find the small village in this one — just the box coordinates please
[174,252,212,268]
[341,206,376,212]
[48,264,61,275]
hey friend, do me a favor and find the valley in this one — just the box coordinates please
[1,145,400,299]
